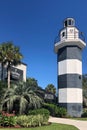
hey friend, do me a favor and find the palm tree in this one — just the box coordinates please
[26,78,45,99]
[0,42,23,88]
[26,78,38,87]
[1,82,43,114]
[0,46,6,81]
[0,81,7,110]
[45,84,56,95]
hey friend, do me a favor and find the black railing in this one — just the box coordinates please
[79,32,85,41]
[54,31,85,44]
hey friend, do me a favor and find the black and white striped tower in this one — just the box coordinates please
[54,18,86,117]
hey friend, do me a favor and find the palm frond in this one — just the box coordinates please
[19,96,28,114]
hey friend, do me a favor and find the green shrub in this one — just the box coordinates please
[43,103,57,116]
[56,107,67,117]
[82,109,87,117]
[0,111,16,127]
[16,114,49,127]
[28,108,50,118]
[43,103,67,117]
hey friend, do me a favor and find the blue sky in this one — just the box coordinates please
[0,0,87,89]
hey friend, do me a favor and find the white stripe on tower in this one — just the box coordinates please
[58,59,82,75]
[59,88,83,103]
[58,59,82,104]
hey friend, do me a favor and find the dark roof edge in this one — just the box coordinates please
[21,62,27,66]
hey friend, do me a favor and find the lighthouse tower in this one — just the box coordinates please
[54,18,86,117]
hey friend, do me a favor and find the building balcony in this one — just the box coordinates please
[54,32,86,53]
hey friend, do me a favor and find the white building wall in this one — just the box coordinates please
[12,63,27,82]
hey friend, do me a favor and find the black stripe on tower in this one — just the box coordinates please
[58,46,82,62]
[58,74,82,89]
[58,103,82,117]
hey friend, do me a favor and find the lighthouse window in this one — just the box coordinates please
[72,21,74,25]
[69,20,72,25]
[62,32,65,37]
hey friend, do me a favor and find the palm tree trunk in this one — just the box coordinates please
[7,67,10,88]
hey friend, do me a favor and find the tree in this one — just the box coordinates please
[26,78,38,88]
[0,42,23,88]
[0,55,3,81]
[0,81,7,110]
[45,84,56,95]
[1,82,43,114]
[83,74,87,107]
[83,74,87,89]
[26,77,45,99]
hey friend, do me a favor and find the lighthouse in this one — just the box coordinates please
[54,18,86,117]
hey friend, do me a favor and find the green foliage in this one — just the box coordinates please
[43,103,67,117]
[0,123,79,130]
[0,81,7,103]
[45,84,56,94]
[26,78,38,87]
[0,111,16,127]
[43,103,57,116]
[83,74,87,98]
[82,109,87,117]
[0,42,23,66]
[0,41,23,88]
[28,108,50,119]
[26,78,45,99]
[16,114,49,127]
[82,74,87,107]
[56,107,67,117]
[83,90,87,99]
[82,112,87,117]
[83,74,87,89]
[1,82,43,115]
[83,97,87,108]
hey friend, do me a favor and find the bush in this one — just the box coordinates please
[28,108,50,118]
[16,114,49,127]
[43,103,57,116]
[43,103,67,117]
[0,111,16,127]
[82,109,87,117]
[56,107,67,117]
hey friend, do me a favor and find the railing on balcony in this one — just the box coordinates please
[79,32,85,41]
[54,32,85,44]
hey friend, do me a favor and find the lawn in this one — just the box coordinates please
[0,123,78,130]
[71,117,87,121]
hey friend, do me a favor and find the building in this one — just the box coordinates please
[54,18,86,117]
[0,62,27,82]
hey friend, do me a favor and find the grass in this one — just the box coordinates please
[0,123,78,130]
[71,117,87,121]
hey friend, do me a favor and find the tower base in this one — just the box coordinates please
[59,103,83,117]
